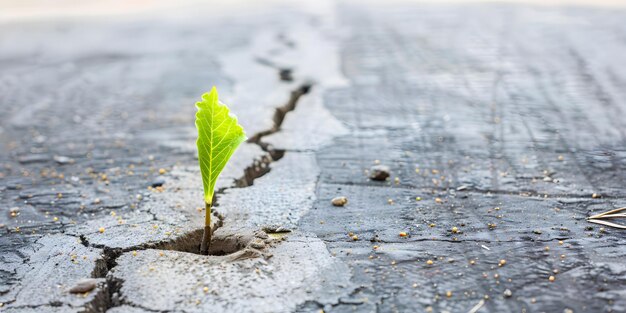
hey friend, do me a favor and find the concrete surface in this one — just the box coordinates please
[1,0,625,312]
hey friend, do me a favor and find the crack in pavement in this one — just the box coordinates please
[91,72,314,313]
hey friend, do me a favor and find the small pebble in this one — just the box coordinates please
[331,196,348,207]
[54,155,75,165]
[369,165,390,181]
[151,177,166,188]
[503,289,512,298]
[250,239,266,249]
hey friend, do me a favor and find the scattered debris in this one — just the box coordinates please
[369,165,390,181]
[250,239,266,249]
[331,196,348,207]
[456,185,469,191]
[468,299,485,313]
[53,155,75,164]
[69,278,98,294]
[587,207,626,229]
[262,225,292,233]
[151,177,166,188]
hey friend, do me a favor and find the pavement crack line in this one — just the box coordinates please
[248,83,312,158]
[79,76,314,313]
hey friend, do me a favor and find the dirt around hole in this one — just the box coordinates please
[155,226,278,258]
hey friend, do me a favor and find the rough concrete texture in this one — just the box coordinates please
[2,235,107,311]
[108,233,351,312]
[263,89,350,152]
[2,0,626,313]
[218,152,319,229]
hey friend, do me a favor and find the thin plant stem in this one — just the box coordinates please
[200,201,212,255]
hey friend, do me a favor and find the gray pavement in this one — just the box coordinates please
[1,1,625,312]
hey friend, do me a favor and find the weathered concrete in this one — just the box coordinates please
[108,232,351,312]
[263,89,349,152]
[218,152,319,229]
[295,2,626,312]
[1,235,107,311]
[2,1,626,313]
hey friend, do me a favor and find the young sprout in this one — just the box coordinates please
[195,87,247,254]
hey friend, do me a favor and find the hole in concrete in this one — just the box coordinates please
[155,227,267,257]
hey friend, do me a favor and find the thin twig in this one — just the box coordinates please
[467,299,485,313]
[587,218,626,229]
[596,213,626,219]
[588,207,626,219]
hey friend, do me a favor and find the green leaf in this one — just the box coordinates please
[195,87,247,204]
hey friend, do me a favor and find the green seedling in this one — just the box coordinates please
[195,87,246,254]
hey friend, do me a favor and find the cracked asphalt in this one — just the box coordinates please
[1,1,626,312]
